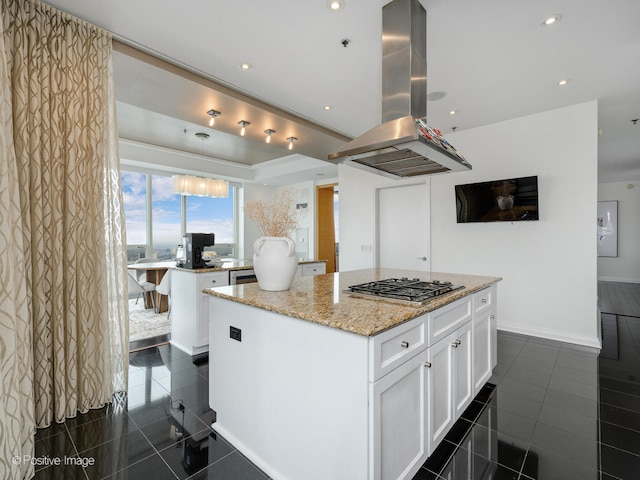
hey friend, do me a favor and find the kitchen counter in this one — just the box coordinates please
[203,267,501,336]
[175,258,325,273]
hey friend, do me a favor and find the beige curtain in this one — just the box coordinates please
[0,1,128,478]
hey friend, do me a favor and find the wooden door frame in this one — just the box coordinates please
[316,183,338,273]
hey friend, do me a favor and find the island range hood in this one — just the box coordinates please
[327,0,472,178]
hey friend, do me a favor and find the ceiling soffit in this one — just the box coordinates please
[113,41,351,168]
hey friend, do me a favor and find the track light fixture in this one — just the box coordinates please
[264,129,276,143]
[207,109,221,126]
[238,120,250,136]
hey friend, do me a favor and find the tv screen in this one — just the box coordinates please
[455,176,539,223]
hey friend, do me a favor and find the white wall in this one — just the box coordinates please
[338,165,426,271]
[598,181,640,283]
[240,183,276,259]
[339,102,600,347]
[240,181,318,260]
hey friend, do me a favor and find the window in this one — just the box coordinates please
[151,175,181,260]
[122,171,147,262]
[122,170,237,261]
[185,187,236,257]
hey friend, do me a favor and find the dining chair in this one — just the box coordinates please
[127,271,156,311]
[134,257,157,283]
[155,270,172,316]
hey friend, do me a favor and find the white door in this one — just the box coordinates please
[377,182,430,270]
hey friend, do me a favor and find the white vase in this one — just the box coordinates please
[496,195,514,211]
[253,237,298,291]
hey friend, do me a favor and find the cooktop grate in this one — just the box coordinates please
[346,277,464,305]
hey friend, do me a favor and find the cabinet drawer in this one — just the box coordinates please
[302,263,326,276]
[473,286,495,315]
[198,271,230,289]
[427,297,472,347]
[370,315,426,382]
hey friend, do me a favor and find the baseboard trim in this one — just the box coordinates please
[498,321,601,350]
[598,276,640,284]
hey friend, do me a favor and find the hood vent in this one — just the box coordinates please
[327,0,471,178]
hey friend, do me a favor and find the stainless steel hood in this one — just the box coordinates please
[327,0,472,178]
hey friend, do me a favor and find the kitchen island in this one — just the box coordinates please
[204,268,500,480]
[171,259,326,355]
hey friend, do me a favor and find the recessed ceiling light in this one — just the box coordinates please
[239,62,253,71]
[449,110,456,115]
[557,79,570,86]
[542,14,562,26]
[328,1,344,11]
[427,91,446,102]
[323,105,332,110]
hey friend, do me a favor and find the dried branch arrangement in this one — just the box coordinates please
[243,187,301,238]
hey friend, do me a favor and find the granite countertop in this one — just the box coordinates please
[203,268,501,337]
[175,258,326,273]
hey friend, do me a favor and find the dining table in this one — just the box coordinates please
[127,261,175,313]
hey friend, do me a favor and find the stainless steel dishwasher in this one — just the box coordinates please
[229,269,257,284]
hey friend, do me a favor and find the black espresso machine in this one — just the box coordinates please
[182,233,214,269]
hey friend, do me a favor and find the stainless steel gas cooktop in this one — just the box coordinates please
[346,277,464,306]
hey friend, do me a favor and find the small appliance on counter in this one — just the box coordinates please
[182,233,215,269]
[175,244,186,267]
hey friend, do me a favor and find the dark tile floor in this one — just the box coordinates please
[33,282,640,479]
[33,347,269,480]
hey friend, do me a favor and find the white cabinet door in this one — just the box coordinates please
[473,309,493,395]
[427,333,454,453]
[428,321,473,454]
[452,321,473,419]
[196,271,229,350]
[371,352,428,480]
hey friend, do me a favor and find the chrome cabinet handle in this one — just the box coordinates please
[417,257,427,261]
[401,341,410,348]
[424,362,431,368]
[481,298,487,303]
[452,340,461,348]
[490,315,495,319]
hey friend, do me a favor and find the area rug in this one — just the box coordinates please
[128,298,171,342]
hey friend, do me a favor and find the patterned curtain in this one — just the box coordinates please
[0,1,128,478]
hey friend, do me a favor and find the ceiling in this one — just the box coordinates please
[42,0,640,185]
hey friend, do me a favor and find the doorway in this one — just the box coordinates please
[316,184,339,273]
[376,182,430,271]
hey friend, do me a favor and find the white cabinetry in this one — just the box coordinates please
[371,294,475,480]
[426,308,473,456]
[302,262,326,276]
[371,288,493,480]
[296,261,326,277]
[472,285,497,395]
[371,352,428,480]
[172,269,229,355]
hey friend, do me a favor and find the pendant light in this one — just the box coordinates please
[172,175,229,198]
[287,136,297,150]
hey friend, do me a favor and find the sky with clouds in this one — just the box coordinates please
[122,171,234,249]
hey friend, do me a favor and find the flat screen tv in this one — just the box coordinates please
[455,175,539,223]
